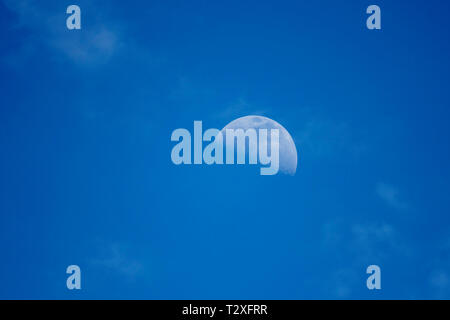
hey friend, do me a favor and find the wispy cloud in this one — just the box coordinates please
[323,220,405,263]
[429,267,450,299]
[291,108,367,160]
[376,182,409,211]
[351,222,401,261]
[430,271,450,289]
[2,0,122,65]
[428,236,450,299]
[297,119,349,156]
[91,244,143,279]
[322,219,409,298]
[215,98,269,120]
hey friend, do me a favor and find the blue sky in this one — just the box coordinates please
[1,0,450,299]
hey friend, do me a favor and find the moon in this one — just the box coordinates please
[222,115,298,175]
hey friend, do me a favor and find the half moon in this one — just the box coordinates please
[221,115,298,175]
